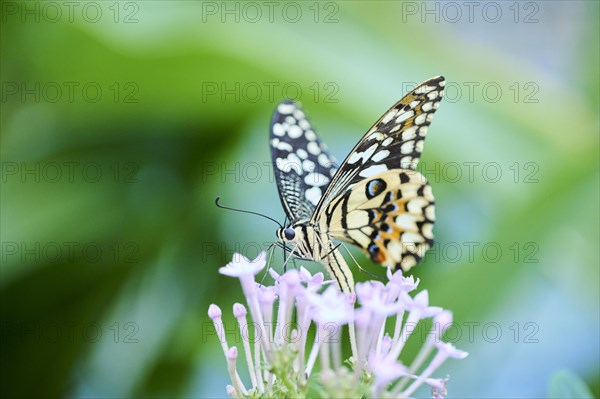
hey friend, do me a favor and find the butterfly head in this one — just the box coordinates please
[277,226,295,242]
[276,224,305,244]
[283,227,296,241]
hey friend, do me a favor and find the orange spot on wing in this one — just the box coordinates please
[373,247,386,263]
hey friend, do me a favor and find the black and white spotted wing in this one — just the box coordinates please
[312,76,445,221]
[270,100,338,222]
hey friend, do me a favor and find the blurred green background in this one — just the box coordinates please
[1,1,598,398]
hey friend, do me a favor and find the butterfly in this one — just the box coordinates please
[270,76,444,294]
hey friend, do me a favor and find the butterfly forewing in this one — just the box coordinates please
[321,169,435,271]
[312,76,445,222]
[270,100,338,222]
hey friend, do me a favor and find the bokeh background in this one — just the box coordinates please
[1,1,598,398]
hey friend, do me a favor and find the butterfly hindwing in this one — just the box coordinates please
[312,76,445,222]
[322,169,435,271]
[270,100,338,221]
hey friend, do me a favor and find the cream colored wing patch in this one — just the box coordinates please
[322,169,435,271]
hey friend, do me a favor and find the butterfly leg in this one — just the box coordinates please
[319,242,342,261]
[339,243,382,282]
[259,242,277,287]
[282,215,289,270]
[290,256,299,271]
[281,242,300,273]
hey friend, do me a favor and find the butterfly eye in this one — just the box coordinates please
[284,228,296,241]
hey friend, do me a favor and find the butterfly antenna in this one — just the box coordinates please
[215,196,283,228]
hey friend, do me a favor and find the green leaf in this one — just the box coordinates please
[548,370,595,399]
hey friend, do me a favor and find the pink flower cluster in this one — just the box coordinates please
[209,252,468,398]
